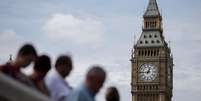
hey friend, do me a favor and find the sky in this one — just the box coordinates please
[0,0,201,101]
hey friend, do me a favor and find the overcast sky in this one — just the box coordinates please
[0,0,201,101]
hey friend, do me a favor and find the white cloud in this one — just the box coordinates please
[43,13,104,44]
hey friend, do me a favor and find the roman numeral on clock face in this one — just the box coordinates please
[139,63,158,82]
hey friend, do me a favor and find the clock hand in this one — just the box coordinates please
[147,67,151,74]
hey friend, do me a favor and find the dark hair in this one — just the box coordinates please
[55,55,72,68]
[87,65,106,77]
[18,44,37,56]
[106,87,120,101]
[34,55,51,72]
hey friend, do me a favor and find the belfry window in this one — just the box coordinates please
[145,22,148,28]
[138,50,141,56]
[142,50,144,56]
[154,50,156,56]
[145,50,147,56]
[148,50,150,56]
[151,50,153,56]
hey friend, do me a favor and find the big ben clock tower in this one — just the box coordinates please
[131,0,173,101]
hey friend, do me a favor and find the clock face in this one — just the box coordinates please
[139,63,157,82]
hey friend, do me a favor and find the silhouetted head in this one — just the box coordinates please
[85,66,106,95]
[16,44,37,68]
[106,86,120,101]
[55,55,73,78]
[33,55,51,79]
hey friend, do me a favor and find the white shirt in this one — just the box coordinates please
[45,68,72,101]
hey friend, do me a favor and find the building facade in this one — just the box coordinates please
[131,0,173,101]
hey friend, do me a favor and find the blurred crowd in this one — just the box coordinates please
[0,43,120,101]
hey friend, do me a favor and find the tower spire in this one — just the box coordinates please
[131,1,173,101]
[144,0,161,17]
[135,0,165,47]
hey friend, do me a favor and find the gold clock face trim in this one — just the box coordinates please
[139,63,158,82]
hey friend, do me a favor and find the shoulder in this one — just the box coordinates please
[45,70,71,92]
[45,69,58,84]
[67,87,83,101]
[68,85,89,101]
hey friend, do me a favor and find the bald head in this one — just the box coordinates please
[87,66,106,78]
[85,65,106,95]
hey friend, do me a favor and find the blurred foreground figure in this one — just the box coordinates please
[0,43,37,87]
[45,55,73,101]
[105,87,120,101]
[67,66,106,101]
[29,55,51,96]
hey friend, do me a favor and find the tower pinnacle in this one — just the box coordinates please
[144,0,161,17]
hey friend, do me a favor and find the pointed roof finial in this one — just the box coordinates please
[168,40,171,49]
[144,0,161,17]
[9,54,12,62]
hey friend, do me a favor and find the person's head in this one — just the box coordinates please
[106,86,120,101]
[85,66,106,95]
[33,55,51,79]
[55,55,73,78]
[16,44,37,67]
